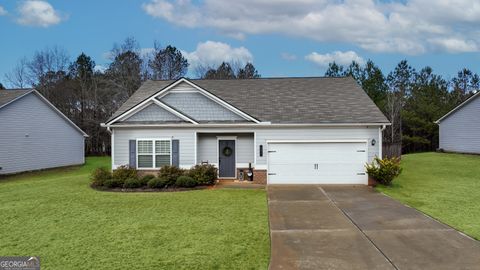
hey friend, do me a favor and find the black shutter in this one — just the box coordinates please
[172,139,180,167]
[129,140,136,168]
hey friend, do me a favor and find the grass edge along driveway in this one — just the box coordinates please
[0,157,270,270]
[377,152,480,240]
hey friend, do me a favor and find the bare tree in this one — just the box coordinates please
[27,46,69,85]
[4,58,29,88]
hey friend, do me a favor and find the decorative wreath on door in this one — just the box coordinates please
[223,146,233,157]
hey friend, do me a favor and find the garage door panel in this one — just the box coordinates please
[268,142,368,184]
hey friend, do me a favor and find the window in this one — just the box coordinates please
[137,139,171,169]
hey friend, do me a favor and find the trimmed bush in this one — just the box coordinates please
[158,165,185,186]
[90,167,111,186]
[365,157,402,186]
[187,164,217,185]
[147,177,168,189]
[123,178,143,189]
[104,178,125,188]
[175,176,197,188]
[138,174,155,187]
[112,165,138,181]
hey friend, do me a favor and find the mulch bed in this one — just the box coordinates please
[91,185,213,193]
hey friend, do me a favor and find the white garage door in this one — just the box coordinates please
[267,142,368,184]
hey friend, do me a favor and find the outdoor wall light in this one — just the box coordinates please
[371,139,376,146]
[259,145,263,157]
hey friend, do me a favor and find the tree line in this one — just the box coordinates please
[1,37,477,155]
[324,60,478,153]
[1,38,260,155]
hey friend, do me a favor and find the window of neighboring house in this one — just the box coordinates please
[137,139,171,169]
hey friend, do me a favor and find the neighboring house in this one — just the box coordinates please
[436,91,480,154]
[102,77,389,185]
[0,89,87,175]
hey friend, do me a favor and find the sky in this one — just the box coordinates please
[1,0,480,85]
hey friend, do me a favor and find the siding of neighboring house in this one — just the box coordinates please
[439,96,480,154]
[112,126,380,169]
[159,92,245,121]
[123,103,183,122]
[0,93,85,174]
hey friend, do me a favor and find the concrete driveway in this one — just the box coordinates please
[267,185,480,270]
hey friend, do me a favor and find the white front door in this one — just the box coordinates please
[267,142,368,184]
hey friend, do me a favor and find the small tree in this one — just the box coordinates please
[365,157,402,186]
[149,44,188,80]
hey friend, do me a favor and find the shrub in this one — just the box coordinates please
[90,167,111,186]
[104,178,125,188]
[112,165,138,181]
[158,165,185,186]
[147,177,168,189]
[138,174,155,187]
[365,157,402,186]
[175,176,197,188]
[187,164,217,185]
[123,178,143,189]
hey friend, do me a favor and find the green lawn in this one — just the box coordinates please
[0,157,270,269]
[377,152,480,240]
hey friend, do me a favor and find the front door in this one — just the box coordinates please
[219,140,236,178]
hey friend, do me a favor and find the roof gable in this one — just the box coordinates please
[0,89,87,136]
[106,78,259,124]
[123,102,185,123]
[159,92,247,123]
[436,91,480,123]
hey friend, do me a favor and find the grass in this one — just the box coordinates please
[0,157,270,269]
[377,152,480,240]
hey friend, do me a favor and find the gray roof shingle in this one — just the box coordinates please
[107,77,389,124]
[0,89,34,109]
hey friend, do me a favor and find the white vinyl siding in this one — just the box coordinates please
[112,126,381,169]
[136,139,171,169]
[197,133,254,165]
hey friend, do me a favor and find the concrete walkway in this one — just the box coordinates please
[267,185,480,270]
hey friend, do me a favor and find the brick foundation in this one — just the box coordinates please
[235,168,267,185]
[252,170,267,185]
[136,170,159,177]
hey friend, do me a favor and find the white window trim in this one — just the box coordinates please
[136,138,172,170]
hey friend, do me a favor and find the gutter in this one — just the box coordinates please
[101,122,392,128]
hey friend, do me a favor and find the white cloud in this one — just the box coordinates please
[94,65,107,73]
[305,51,365,67]
[17,0,63,27]
[0,6,7,16]
[181,41,253,69]
[142,0,480,54]
[281,52,297,61]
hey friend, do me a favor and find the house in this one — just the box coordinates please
[436,91,480,154]
[102,77,389,185]
[0,89,87,175]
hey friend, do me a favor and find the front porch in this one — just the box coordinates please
[196,132,267,184]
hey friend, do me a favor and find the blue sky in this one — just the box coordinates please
[1,0,480,85]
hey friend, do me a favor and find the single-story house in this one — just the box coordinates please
[102,77,389,185]
[436,91,480,154]
[0,89,87,175]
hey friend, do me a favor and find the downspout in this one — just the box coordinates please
[379,125,386,159]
